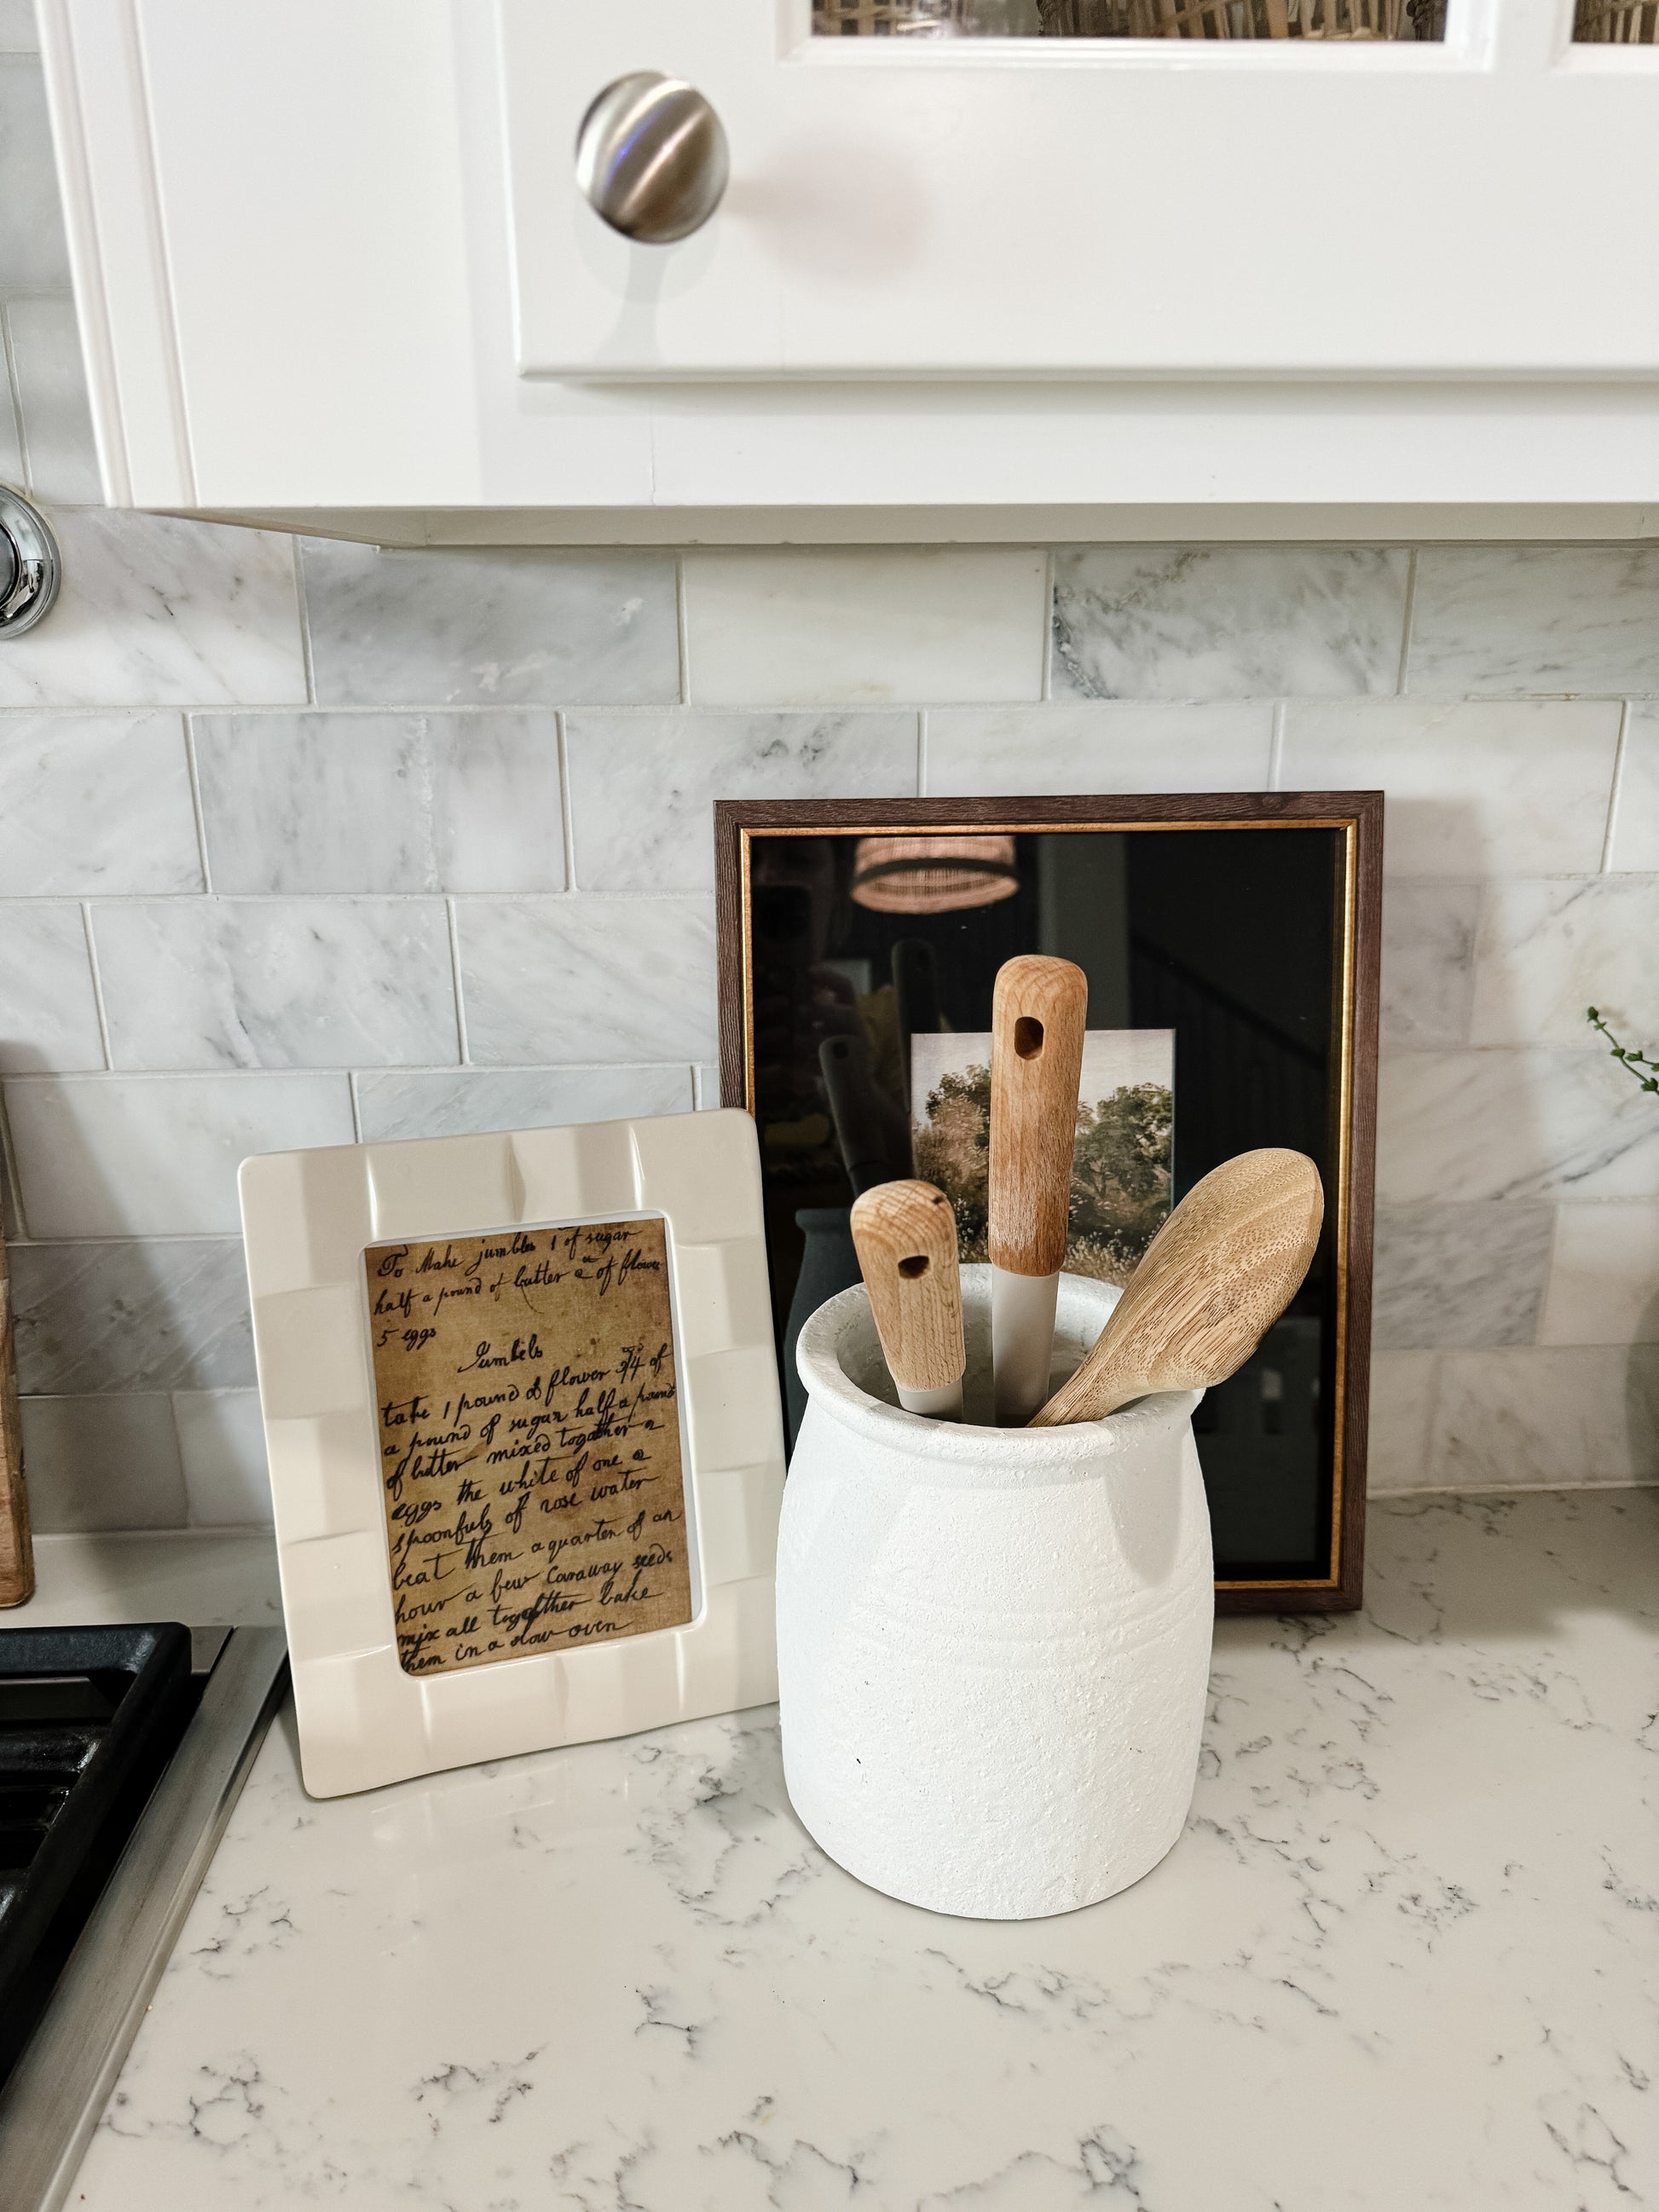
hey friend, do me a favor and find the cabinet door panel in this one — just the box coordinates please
[501,0,1659,378]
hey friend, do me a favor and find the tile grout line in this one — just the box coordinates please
[0,301,26,489]
[1040,546,1055,702]
[1267,701,1286,791]
[1600,699,1630,875]
[180,713,213,893]
[556,708,578,893]
[445,897,471,1067]
[916,707,928,797]
[79,899,114,1071]
[674,555,691,706]
[347,1070,363,1144]
[292,538,317,706]
[1395,547,1419,695]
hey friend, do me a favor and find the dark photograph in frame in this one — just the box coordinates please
[715,793,1382,1614]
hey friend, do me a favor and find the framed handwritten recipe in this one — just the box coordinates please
[369,1216,692,1675]
[240,1111,785,1799]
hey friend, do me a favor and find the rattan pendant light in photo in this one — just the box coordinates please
[850,834,1020,915]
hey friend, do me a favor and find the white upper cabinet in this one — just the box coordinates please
[34,0,1659,534]
[506,0,1659,380]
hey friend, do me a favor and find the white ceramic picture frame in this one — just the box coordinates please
[240,1108,785,1799]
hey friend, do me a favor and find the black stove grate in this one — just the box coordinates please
[0,1625,193,2086]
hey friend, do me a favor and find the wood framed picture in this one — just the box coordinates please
[715,794,1382,1614]
[240,1108,784,1797]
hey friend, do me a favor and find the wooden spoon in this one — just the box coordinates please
[850,1179,966,1419]
[1029,1148,1323,1429]
[989,955,1088,1424]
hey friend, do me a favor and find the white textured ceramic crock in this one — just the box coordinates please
[778,1264,1213,1920]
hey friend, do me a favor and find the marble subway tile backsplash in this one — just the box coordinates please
[1278,699,1620,878]
[11,1239,255,1395]
[5,110,1659,1525]
[90,898,460,1070]
[924,702,1274,795]
[453,897,720,1066]
[0,713,201,894]
[353,1065,695,1144]
[1407,546,1659,698]
[3,523,1659,1523]
[192,711,567,895]
[681,547,1048,707]
[0,511,306,709]
[564,710,918,892]
[5,1073,354,1237]
[1051,546,1410,700]
[298,539,680,708]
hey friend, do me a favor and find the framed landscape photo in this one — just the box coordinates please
[715,794,1383,1614]
[240,1108,784,1797]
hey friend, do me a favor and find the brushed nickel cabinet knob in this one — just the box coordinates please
[0,487,60,639]
[575,72,730,245]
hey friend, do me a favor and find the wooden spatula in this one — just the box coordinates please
[1029,1148,1323,1429]
[0,1217,34,1608]
[850,1179,966,1419]
[989,955,1087,1424]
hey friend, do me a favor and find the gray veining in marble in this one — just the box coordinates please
[7,292,101,504]
[1052,546,1410,700]
[0,901,104,1072]
[1431,1348,1659,1486]
[924,700,1274,794]
[1408,546,1659,696]
[354,1064,694,1143]
[299,540,680,708]
[1378,1047,1659,1205]
[0,713,201,894]
[3,1071,354,1236]
[66,1491,1659,2212]
[454,897,718,1066]
[1278,699,1620,877]
[91,898,460,1070]
[17,1394,188,1532]
[11,1238,255,1393]
[0,510,306,708]
[1373,1201,1554,1350]
[565,711,916,892]
[1380,880,1480,1048]
[192,710,566,895]
[1471,874,1659,1048]
[0,61,71,292]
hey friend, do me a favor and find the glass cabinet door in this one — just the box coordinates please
[500,0,1659,379]
[812,0,1444,34]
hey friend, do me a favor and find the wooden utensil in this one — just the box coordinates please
[850,1179,966,1419]
[0,1217,34,1608]
[1029,1147,1323,1429]
[989,954,1088,1424]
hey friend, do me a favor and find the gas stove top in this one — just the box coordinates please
[0,1624,286,2212]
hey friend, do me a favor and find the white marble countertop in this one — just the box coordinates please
[5,1528,281,1629]
[64,1489,1657,2212]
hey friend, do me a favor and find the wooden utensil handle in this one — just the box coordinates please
[988,956,1088,1279]
[0,1222,34,1608]
[851,1180,966,1406]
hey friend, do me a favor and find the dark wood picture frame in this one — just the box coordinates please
[715,792,1383,1614]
